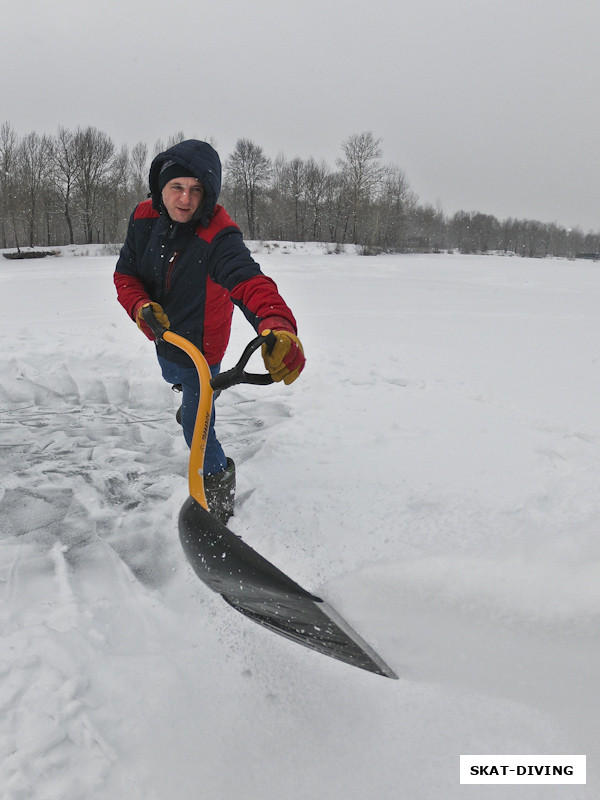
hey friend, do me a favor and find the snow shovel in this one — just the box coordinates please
[142,306,398,679]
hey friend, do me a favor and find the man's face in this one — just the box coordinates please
[161,177,205,223]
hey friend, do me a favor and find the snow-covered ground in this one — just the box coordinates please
[1,245,598,798]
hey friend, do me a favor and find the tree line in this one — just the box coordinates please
[1,123,598,259]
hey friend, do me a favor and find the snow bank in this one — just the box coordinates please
[1,249,597,798]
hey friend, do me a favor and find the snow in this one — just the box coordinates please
[1,245,598,799]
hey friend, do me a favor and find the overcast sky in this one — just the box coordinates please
[4,0,599,231]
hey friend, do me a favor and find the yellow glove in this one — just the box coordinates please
[261,329,305,385]
[135,301,170,340]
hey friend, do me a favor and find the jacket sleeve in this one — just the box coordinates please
[208,229,298,334]
[230,275,297,334]
[114,210,152,319]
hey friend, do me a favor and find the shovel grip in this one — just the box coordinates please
[210,331,276,391]
[141,303,168,340]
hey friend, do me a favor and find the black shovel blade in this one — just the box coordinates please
[178,497,398,679]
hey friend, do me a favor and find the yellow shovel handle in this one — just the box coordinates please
[163,330,213,509]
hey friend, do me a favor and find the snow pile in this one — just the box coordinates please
[1,250,597,798]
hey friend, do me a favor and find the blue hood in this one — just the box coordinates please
[149,139,222,227]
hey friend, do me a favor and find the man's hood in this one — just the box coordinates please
[148,139,222,227]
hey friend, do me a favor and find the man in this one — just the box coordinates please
[114,139,305,522]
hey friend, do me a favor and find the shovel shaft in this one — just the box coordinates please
[163,330,213,508]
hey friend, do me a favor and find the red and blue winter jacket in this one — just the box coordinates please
[114,140,297,367]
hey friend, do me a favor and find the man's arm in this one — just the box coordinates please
[114,208,164,339]
[209,232,304,384]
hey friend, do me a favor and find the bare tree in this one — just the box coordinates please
[0,123,19,248]
[72,127,115,243]
[450,210,472,252]
[283,157,308,240]
[323,171,345,243]
[152,131,187,156]
[410,203,446,251]
[304,158,330,240]
[270,155,311,240]
[337,131,384,243]
[376,164,416,250]
[50,127,79,244]
[130,141,149,201]
[225,139,271,239]
[19,131,52,247]
[524,219,545,258]
[101,144,130,243]
[498,217,521,254]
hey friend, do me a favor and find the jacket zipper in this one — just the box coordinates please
[165,250,180,291]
